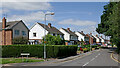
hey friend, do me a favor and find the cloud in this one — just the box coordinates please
[1,0,53,2]
[1,0,110,2]
[58,19,97,26]
[7,11,54,26]
[1,2,52,11]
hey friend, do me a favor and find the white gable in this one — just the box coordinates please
[29,23,48,40]
[59,28,70,40]
[75,32,85,41]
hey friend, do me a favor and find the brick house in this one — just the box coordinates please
[0,17,29,45]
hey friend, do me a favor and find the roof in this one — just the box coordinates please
[88,34,96,39]
[61,28,78,36]
[0,20,28,30]
[77,31,86,36]
[37,23,63,35]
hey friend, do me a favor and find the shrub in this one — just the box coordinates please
[43,34,64,45]
[12,37,28,44]
[2,45,77,58]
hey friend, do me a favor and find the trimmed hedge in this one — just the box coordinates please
[2,45,77,58]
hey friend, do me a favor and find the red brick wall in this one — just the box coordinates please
[0,31,2,45]
[5,30,12,45]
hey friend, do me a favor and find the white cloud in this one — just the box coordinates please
[1,2,52,11]
[1,0,111,2]
[1,0,53,2]
[58,19,97,26]
[7,11,54,26]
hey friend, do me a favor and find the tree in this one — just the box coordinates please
[96,2,120,53]
[43,34,64,45]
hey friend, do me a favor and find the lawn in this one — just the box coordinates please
[0,58,44,64]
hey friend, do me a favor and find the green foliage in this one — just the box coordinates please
[12,37,28,44]
[2,58,44,64]
[43,34,64,45]
[96,2,120,52]
[1,45,77,58]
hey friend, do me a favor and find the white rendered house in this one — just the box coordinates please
[99,36,105,44]
[92,35,100,43]
[75,31,86,42]
[29,22,64,44]
[59,28,78,45]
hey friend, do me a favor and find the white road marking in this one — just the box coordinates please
[83,62,89,66]
[82,53,101,66]
[90,58,95,61]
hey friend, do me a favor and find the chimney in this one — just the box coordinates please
[67,28,70,31]
[90,33,92,35]
[96,35,98,37]
[48,23,51,28]
[2,17,6,29]
[2,17,6,45]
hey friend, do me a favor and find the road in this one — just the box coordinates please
[3,48,119,67]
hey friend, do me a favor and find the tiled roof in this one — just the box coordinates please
[77,31,86,36]
[61,28,78,36]
[38,23,63,35]
[0,20,22,30]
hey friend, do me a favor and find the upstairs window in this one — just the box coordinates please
[53,33,55,36]
[33,33,36,37]
[15,30,19,35]
[22,31,26,36]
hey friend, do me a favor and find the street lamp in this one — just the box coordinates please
[44,12,54,59]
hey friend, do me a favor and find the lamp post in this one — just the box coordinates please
[44,12,54,59]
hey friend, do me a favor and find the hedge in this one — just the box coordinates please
[1,45,77,58]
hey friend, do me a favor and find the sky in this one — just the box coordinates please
[0,2,109,36]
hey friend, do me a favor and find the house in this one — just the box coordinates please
[75,31,86,42]
[29,22,64,44]
[86,33,96,45]
[0,17,29,45]
[92,34,100,44]
[59,28,78,45]
[99,36,105,45]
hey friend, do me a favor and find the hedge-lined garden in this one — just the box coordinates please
[1,45,77,58]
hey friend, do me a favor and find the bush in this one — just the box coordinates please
[2,45,77,58]
[43,34,64,45]
[12,37,28,44]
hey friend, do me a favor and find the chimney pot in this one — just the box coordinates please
[48,23,51,28]
[67,28,70,31]
[96,35,98,37]
[81,31,83,33]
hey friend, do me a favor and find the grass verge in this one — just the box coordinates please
[0,58,44,64]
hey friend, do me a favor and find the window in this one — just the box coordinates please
[33,33,36,37]
[53,33,55,36]
[22,31,26,36]
[15,30,19,35]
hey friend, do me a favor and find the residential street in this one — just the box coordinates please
[3,48,119,67]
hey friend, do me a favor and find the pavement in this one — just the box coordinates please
[112,51,120,63]
[2,48,119,67]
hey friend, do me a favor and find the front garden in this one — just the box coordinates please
[77,45,100,54]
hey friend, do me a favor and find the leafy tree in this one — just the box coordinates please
[96,2,120,53]
[43,34,64,45]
